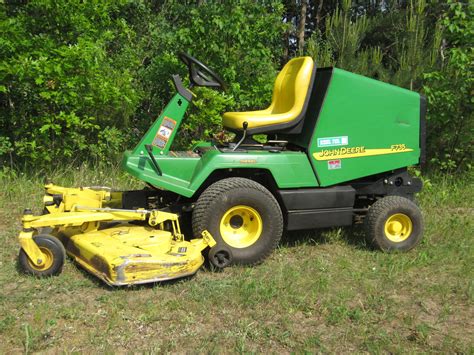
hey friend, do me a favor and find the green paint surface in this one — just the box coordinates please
[123,149,318,198]
[132,93,189,155]
[308,68,421,186]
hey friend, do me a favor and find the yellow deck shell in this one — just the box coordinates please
[67,224,210,286]
[19,184,215,286]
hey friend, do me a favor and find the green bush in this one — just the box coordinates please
[132,0,285,149]
[0,0,141,165]
[422,1,473,172]
[0,0,471,173]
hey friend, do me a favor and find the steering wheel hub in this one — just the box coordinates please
[179,52,226,90]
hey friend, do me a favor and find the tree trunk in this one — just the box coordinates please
[283,29,290,64]
[315,0,324,31]
[298,0,308,54]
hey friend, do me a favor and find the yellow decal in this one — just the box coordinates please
[313,144,413,161]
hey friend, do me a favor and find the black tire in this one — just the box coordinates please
[192,177,283,265]
[365,195,423,252]
[19,234,66,276]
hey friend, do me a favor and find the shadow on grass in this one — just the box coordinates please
[280,224,370,250]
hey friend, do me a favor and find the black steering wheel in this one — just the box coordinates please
[179,52,226,90]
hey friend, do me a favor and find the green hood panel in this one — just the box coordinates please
[309,68,421,186]
[122,149,318,198]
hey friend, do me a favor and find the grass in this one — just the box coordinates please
[0,165,473,353]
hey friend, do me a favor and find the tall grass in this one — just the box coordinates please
[0,167,472,352]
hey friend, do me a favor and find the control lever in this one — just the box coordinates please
[145,144,163,176]
[232,121,248,152]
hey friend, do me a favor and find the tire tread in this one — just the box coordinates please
[192,177,283,265]
[365,195,423,251]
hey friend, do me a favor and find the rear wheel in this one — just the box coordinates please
[365,195,423,251]
[192,178,283,265]
[19,235,66,276]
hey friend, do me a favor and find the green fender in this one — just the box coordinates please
[122,149,318,198]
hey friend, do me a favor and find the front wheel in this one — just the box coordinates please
[192,178,283,265]
[364,195,423,252]
[19,234,66,276]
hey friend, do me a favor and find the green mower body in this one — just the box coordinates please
[123,67,424,195]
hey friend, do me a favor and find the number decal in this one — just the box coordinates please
[391,144,407,151]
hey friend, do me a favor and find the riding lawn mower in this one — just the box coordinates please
[17,52,426,286]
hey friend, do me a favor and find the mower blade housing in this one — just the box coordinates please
[66,224,209,286]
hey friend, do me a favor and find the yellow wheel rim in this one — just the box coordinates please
[384,213,413,243]
[220,205,263,248]
[27,247,54,271]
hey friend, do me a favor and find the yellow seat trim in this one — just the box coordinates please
[223,56,314,131]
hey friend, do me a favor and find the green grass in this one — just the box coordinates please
[0,166,473,353]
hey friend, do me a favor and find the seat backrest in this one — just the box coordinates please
[270,57,314,115]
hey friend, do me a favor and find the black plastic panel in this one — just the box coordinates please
[351,169,422,196]
[286,208,353,230]
[419,94,427,165]
[172,74,193,102]
[278,186,355,210]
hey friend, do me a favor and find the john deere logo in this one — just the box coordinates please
[318,146,366,158]
[314,145,413,161]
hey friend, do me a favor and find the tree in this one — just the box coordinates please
[298,0,308,53]
[422,0,474,171]
[0,0,471,173]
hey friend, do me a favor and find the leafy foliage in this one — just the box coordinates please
[132,0,285,148]
[0,0,471,172]
[0,0,140,164]
[0,0,285,166]
[422,1,473,172]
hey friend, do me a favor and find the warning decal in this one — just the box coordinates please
[328,159,341,170]
[152,117,176,149]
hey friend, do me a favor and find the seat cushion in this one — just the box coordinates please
[222,110,297,130]
[222,57,314,131]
